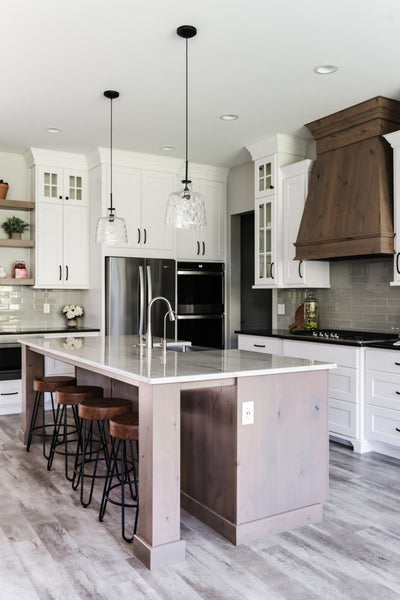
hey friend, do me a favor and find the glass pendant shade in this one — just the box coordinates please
[165,180,206,229]
[95,212,128,245]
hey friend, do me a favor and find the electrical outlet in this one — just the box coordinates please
[242,401,254,425]
[277,303,285,315]
[43,303,50,314]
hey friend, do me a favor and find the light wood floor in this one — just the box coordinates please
[1,413,400,599]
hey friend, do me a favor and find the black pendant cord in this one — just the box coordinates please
[109,95,114,218]
[184,35,189,185]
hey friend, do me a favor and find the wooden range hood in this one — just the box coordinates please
[294,96,400,260]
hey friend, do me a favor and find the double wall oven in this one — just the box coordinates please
[176,262,225,349]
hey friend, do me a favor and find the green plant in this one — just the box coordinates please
[1,216,29,235]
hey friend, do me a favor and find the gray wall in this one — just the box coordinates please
[277,256,400,334]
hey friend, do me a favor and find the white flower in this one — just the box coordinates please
[63,337,83,350]
[62,304,84,319]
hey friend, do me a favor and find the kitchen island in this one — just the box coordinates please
[19,335,335,570]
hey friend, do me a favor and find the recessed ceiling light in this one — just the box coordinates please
[313,64,338,75]
[161,145,175,151]
[47,127,62,134]
[220,114,239,121]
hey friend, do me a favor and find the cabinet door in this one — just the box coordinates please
[255,155,276,199]
[141,170,175,251]
[37,166,63,203]
[112,167,142,248]
[35,202,64,287]
[63,170,87,206]
[198,179,225,260]
[63,204,89,288]
[282,169,307,285]
[177,178,225,260]
[254,196,276,286]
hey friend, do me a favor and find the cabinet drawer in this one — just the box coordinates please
[329,397,357,438]
[366,404,400,448]
[0,379,21,415]
[238,335,283,356]
[283,339,358,367]
[366,349,400,375]
[329,366,357,403]
[366,369,400,411]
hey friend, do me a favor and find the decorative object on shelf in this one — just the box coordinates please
[0,266,6,278]
[303,290,319,330]
[95,90,128,245]
[0,180,8,200]
[13,260,27,279]
[2,216,29,239]
[62,304,84,328]
[165,25,206,229]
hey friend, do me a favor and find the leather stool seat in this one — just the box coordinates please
[47,385,104,481]
[99,412,140,542]
[27,375,77,458]
[74,398,133,508]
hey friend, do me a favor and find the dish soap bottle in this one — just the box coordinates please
[304,290,319,330]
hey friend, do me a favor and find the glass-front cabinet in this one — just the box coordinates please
[255,155,276,198]
[255,196,276,285]
[37,167,86,206]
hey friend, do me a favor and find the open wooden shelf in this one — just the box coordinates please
[0,199,35,211]
[0,278,34,286]
[0,239,34,248]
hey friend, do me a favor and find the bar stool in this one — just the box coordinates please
[47,385,104,481]
[74,398,133,508]
[99,413,139,542]
[26,375,77,458]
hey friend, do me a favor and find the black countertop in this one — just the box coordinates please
[235,329,400,349]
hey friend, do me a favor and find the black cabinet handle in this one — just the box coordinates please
[395,362,400,366]
[202,241,205,256]
[197,241,200,255]
[65,265,69,281]
[59,196,62,200]
[254,344,266,348]
[270,262,275,279]
[144,229,147,244]
[269,185,274,189]
[397,252,400,275]
[65,196,69,200]
[396,427,400,433]
[396,391,400,395]
[298,260,303,279]
[59,265,62,281]
[137,228,141,244]
[0,391,18,396]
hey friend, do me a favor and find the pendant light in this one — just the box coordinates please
[95,90,128,245]
[165,25,206,229]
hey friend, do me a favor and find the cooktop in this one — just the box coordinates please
[290,329,399,345]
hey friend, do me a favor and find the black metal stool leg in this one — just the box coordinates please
[26,390,41,453]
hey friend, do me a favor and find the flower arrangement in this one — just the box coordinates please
[62,304,84,320]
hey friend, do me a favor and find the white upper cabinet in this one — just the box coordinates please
[281,160,330,288]
[383,131,400,285]
[177,178,226,260]
[247,135,330,289]
[25,148,90,289]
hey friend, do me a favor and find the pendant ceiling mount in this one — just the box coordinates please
[165,24,206,229]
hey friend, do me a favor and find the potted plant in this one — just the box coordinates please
[1,216,30,239]
[0,180,8,200]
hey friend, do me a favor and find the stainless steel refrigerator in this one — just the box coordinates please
[105,257,176,340]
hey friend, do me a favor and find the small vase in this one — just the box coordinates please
[67,318,78,328]
[0,184,8,200]
[10,232,21,240]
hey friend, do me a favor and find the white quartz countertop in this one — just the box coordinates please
[18,335,336,385]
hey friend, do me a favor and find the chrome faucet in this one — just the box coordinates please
[146,296,176,350]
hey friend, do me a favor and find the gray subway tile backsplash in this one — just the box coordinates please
[277,256,400,333]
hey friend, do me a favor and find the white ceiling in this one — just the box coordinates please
[3,0,400,169]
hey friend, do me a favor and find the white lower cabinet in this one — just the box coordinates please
[0,379,22,415]
[366,349,400,450]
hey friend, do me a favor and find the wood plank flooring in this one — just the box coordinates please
[1,413,400,599]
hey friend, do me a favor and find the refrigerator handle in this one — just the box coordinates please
[147,264,153,303]
[139,266,145,336]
